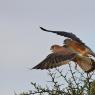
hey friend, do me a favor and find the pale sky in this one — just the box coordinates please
[0,0,95,95]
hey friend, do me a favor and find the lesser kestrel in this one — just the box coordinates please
[32,27,95,73]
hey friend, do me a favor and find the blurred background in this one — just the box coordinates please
[0,0,95,95]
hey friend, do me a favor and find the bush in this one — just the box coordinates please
[18,64,95,95]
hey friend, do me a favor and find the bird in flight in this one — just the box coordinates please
[32,27,95,73]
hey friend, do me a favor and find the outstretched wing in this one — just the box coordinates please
[32,53,76,69]
[40,27,95,57]
[40,27,85,45]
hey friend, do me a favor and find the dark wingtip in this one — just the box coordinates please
[32,65,45,70]
[28,67,36,70]
[40,27,48,31]
[32,66,39,69]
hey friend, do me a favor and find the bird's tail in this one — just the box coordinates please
[86,59,95,73]
[74,56,95,73]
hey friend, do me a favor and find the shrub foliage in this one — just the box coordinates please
[18,64,95,95]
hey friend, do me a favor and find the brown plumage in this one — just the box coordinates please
[40,27,95,57]
[32,27,95,73]
[33,45,76,69]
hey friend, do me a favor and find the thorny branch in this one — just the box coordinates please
[18,64,95,95]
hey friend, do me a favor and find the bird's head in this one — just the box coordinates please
[64,39,72,45]
[50,44,62,52]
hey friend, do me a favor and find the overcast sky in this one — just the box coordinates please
[0,0,95,95]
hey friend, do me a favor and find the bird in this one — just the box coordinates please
[40,27,95,57]
[32,44,76,69]
[32,27,95,73]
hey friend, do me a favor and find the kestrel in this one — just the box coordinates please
[32,27,95,73]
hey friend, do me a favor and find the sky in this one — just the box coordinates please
[0,0,95,95]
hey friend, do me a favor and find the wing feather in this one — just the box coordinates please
[32,53,76,69]
[40,27,95,57]
[40,27,85,45]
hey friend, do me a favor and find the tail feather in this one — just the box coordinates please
[86,59,95,73]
